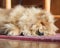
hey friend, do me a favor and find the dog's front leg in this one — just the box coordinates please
[4,24,20,36]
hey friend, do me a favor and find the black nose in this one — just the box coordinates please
[20,32,24,36]
[36,30,44,36]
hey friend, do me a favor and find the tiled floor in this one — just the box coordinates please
[0,39,60,48]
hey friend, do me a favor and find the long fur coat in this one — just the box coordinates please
[0,5,58,36]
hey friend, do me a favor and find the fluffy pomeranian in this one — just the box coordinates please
[0,5,58,36]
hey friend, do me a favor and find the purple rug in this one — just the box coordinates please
[0,34,60,42]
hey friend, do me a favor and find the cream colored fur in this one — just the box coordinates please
[0,5,58,36]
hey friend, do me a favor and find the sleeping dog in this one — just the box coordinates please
[0,5,58,36]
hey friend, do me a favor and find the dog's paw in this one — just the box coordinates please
[0,28,9,35]
[7,31,19,36]
[0,30,8,35]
